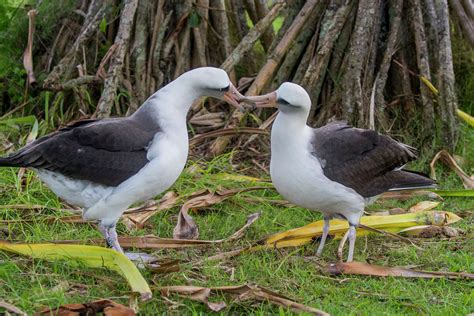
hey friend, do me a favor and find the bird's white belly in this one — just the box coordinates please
[270,141,365,222]
[36,169,113,208]
[83,132,188,223]
[36,131,188,224]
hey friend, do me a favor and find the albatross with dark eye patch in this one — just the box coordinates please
[0,67,244,256]
[243,82,436,262]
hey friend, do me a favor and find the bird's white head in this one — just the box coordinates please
[178,67,244,109]
[241,82,312,115]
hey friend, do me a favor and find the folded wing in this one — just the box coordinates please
[0,117,160,186]
[311,121,435,197]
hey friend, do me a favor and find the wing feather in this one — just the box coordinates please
[0,117,160,186]
[311,121,425,197]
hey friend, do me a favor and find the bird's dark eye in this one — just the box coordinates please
[277,98,290,105]
[218,85,230,92]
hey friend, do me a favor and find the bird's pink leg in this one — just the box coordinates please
[346,225,357,262]
[98,223,123,253]
[316,217,330,256]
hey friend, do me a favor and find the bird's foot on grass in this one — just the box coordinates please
[124,252,159,268]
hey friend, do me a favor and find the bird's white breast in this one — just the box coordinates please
[270,115,365,221]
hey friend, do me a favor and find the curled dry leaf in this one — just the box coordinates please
[37,299,135,316]
[327,261,474,279]
[173,187,268,240]
[160,284,328,315]
[122,191,179,230]
[430,149,474,189]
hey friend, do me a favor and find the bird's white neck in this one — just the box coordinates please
[133,75,203,134]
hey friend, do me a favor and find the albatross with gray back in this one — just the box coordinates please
[243,82,435,262]
[0,67,244,256]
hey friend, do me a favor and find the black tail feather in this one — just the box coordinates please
[389,169,437,191]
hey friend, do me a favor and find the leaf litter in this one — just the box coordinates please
[37,299,135,316]
[327,261,474,279]
[173,186,268,239]
[160,284,328,315]
[430,149,474,189]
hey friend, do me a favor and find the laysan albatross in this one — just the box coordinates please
[243,82,435,262]
[0,67,244,254]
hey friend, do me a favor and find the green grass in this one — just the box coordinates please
[0,147,473,315]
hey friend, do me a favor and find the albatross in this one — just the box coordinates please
[243,82,435,262]
[0,67,243,254]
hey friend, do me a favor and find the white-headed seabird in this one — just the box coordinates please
[0,67,244,254]
[244,82,436,262]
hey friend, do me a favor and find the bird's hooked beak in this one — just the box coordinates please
[223,83,246,111]
[240,92,277,109]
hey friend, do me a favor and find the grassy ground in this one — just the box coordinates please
[0,128,473,315]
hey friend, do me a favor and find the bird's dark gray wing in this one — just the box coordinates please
[0,117,160,186]
[311,121,433,197]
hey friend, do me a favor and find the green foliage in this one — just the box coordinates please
[0,0,76,114]
[0,155,472,314]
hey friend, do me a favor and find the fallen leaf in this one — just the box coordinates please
[148,259,180,274]
[327,261,474,279]
[122,191,179,230]
[430,150,474,189]
[173,187,268,239]
[37,299,135,315]
[53,213,261,250]
[0,301,27,316]
[0,241,151,301]
[408,201,440,212]
[160,284,328,315]
[255,211,462,250]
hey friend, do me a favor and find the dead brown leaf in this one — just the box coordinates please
[430,149,474,189]
[160,284,328,315]
[173,187,268,239]
[0,301,27,316]
[122,191,179,230]
[36,299,135,315]
[148,259,181,274]
[54,212,261,249]
[161,286,226,312]
[327,261,474,279]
